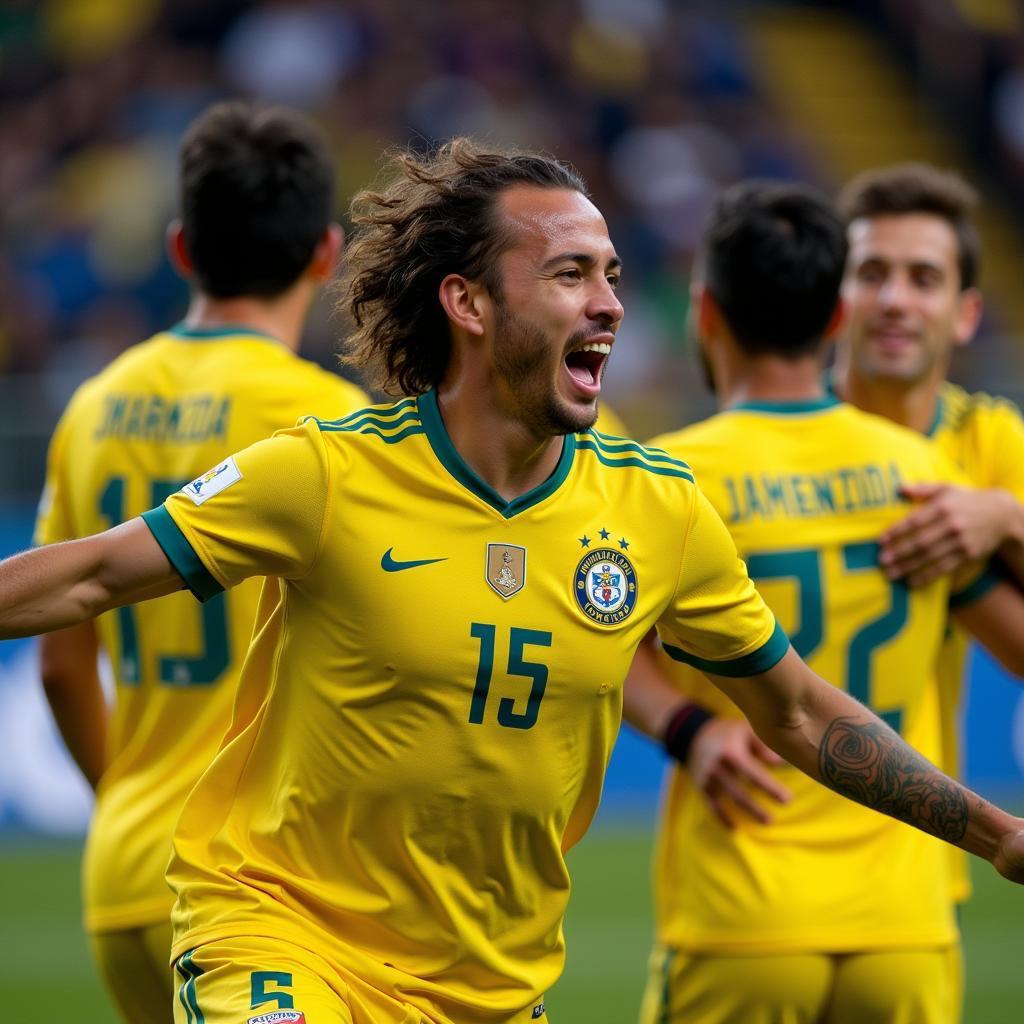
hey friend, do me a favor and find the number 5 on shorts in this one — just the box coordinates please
[251,971,294,1010]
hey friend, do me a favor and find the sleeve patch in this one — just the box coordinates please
[183,456,243,505]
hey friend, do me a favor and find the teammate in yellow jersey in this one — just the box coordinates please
[834,162,1024,1019]
[626,180,1024,1024]
[34,101,367,1023]
[669,165,1024,1021]
[4,141,1024,1024]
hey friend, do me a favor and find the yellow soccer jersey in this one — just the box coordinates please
[34,323,367,934]
[928,381,1024,903]
[647,396,994,955]
[144,390,786,1024]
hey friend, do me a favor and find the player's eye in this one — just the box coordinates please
[857,264,885,284]
[912,269,942,289]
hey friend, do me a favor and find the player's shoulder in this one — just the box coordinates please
[646,412,732,460]
[303,394,424,447]
[273,353,368,408]
[842,402,934,447]
[53,332,171,420]
[575,427,694,490]
[839,403,957,472]
[938,379,1024,433]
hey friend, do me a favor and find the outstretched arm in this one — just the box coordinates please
[0,518,181,639]
[709,646,1024,882]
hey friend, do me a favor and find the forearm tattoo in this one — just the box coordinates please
[819,716,968,843]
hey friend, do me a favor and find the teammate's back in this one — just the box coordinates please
[34,101,368,1024]
[632,179,1003,1024]
[37,324,365,934]
[649,400,978,950]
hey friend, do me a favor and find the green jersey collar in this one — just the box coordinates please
[731,395,840,415]
[417,388,576,518]
[167,322,283,345]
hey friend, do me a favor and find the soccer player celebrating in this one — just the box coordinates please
[836,162,1024,1019]
[628,180,1024,1024]
[34,101,367,1022]
[4,141,1024,1024]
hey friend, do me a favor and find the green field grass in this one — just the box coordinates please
[1,829,1022,1022]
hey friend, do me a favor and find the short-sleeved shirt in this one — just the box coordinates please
[34,324,367,933]
[145,388,785,1023]
[647,397,993,955]
[928,382,1024,902]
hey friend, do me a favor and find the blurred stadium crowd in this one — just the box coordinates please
[1,0,1024,500]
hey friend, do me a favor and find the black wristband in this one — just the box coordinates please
[662,703,714,765]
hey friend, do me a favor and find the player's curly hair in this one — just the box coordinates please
[837,163,980,290]
[338,138,587,396]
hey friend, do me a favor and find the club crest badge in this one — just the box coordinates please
[486,543,527,598]
[574,548,637,625]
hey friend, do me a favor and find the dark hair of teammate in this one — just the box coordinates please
[701,180,848,359]
[179,101,335,299]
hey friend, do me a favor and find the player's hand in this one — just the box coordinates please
[688,718,792,829]
[879,484,1015,586]
[993,822,1024,884]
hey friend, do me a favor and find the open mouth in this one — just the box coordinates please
[564,341,611,391]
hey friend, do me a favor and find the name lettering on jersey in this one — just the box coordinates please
[94,393,232,443]
[723,461,905,524]
[486,543,527,598]
[574,547,637,625]
[247,1012,306,1024]
[183,456,242,505]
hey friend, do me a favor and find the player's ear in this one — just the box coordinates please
[166,221,194,279]
[696,284,719,337]
[309,223,344,283]
[439,274,486,338]
[952,286,983,348]
[823,298,845,340]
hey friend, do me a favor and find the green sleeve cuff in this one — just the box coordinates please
[141,506,224,603]
[949,564,1001,610]
[662,619,790,678]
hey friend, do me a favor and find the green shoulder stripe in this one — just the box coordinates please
[351,423,426,444]
[575,438,694,480]
[314,396,418,430]
[587,430,692,469]
[662,620,789,677]
[317,407,423,435]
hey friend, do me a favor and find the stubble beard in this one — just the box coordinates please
[493,302,599,437]
[853,327,940,386]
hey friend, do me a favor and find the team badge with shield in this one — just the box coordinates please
[486,543,527,598]
[574,547,638,625]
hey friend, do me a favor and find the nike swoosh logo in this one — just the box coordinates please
[381,548,448,572]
